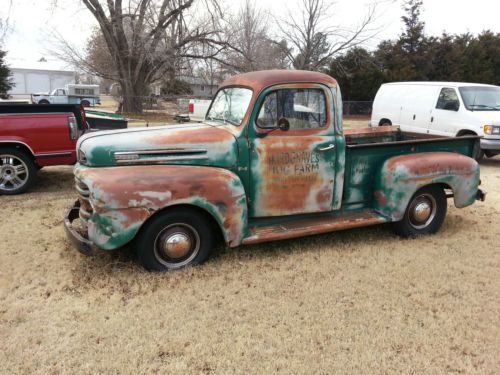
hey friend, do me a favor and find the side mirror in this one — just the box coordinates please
[278,117,290,131]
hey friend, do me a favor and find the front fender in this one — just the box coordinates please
[373,152,480,221]
[75,164,248,250]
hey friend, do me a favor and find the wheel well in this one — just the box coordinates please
[0,142,35,160]
[141,204,225,245]
[456,130,477,137]
[378,118,392,126]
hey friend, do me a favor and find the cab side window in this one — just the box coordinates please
[256,88,327,130]
[436,88,460,111]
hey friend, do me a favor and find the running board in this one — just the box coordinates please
[242,210,388,245]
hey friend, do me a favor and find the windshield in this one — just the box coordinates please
[206,87,253,125]
[459,86,500,111]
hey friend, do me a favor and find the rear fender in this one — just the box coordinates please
[373,152,480,221]
[76,165,248,250]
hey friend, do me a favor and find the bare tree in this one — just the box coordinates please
[276,0,379,71]
[54,0,225,113]
[220,0,288,74]
[0,1,12,45]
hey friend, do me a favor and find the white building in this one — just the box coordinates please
[7,59,76,96]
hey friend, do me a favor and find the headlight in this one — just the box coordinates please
[484,125,500,135]
[78,149,87,165]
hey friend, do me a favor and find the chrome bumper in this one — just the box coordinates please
[480,138,500,150]
[64,200,95,256]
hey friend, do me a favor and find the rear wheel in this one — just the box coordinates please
[393,185,447,237]
[379,119,392,126]
[0,148,37,195]
[135,208,214,271]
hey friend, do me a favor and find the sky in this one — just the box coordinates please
[2,0,500,67]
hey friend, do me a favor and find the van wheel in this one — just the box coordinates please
[485,150,498,158]
[0,148,37,195]
[379,119,392,126]
[135,209,214,272]
[393,185,447,237]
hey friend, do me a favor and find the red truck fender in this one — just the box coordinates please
[373,152,480,221]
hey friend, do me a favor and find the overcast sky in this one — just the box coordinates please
[2,0,500,66]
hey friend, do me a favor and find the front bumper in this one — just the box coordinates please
[64,200,96,256]
[480,138,500,150]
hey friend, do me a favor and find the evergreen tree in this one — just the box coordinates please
[0,49,12,99]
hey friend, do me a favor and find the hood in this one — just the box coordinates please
[466,110,500,127]
[77,122,239,168]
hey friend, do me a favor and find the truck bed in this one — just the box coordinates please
[342,127,479,210]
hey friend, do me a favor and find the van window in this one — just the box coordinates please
[436,88,460,111]
[256,88,327,130]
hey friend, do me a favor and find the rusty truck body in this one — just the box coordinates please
[64,70,486,271]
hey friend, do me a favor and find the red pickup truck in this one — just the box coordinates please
[0,104,87,195]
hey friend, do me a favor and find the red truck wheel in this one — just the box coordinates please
[393,185,447,237]
[0,148,37,195]
[135,209,214,271]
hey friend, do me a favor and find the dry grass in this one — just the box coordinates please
[0,119,499,374]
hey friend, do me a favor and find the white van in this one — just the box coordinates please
[370,82,500,159]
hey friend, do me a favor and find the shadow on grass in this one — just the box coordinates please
[31,166,75,194]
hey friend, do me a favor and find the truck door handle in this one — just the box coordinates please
[431,116,434,122]
[318,144,335,152]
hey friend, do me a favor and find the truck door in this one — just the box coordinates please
[248,84,338,218]
[51,89,67,104]
[429,87,461,135]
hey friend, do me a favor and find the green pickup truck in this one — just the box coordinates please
[64,70,486,271]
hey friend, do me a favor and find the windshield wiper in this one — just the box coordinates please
[468,104,500,110]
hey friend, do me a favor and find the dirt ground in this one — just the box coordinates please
[0,118,499,374]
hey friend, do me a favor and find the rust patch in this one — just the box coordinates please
[385,152,477,177]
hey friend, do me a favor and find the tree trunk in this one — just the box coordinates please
[119,80,145,113]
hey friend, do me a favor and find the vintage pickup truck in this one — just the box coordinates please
[64,70,486,271]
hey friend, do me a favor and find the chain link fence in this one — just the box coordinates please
[343,101,373,116]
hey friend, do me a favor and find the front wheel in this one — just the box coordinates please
[135,209,214,271]
[0,148,37,195]
[393,185,447,237]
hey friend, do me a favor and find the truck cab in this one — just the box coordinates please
[64,70,485,271]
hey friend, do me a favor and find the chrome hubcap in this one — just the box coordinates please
[164,233,192,259]
[0,155,29,191]
[154,223,200,268]
[408,194,436,229]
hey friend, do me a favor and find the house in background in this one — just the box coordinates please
[7,58,76,96]
[179,76,218,97]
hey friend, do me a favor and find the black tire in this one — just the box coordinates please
[473,147,484,162]
[38,99,50,104]
[393,185,447,237]
[379,119,392,126]
[0,148,37,195]
[81,100,90,107]
[484,150,498,158]
[135,208,214,271]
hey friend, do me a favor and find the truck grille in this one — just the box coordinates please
[75,177,93,222]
